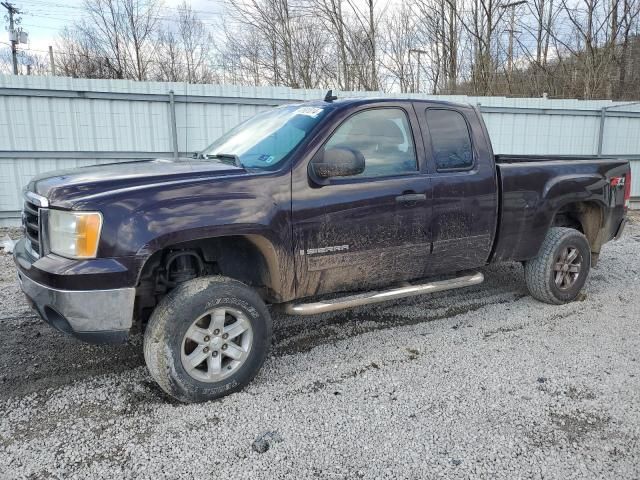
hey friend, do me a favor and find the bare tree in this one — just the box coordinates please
[341,0,383,90]
[155,2,217,83]
[155,28,182,81]
[461,0,510,94]
[226,0,300,86]
[3,0,630,100]
[307,0,353,89]
[613,0,640,97]
[291,18,333,87]
[56,0,160,80]
[56,27,112,78]
[220,22,267,85]
[0,48,14,74]
[121,0,161,80]
[380,3,418,92]
[80,0,129,78]
[552,0,618,98]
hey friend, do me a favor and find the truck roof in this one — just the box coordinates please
[297,97,473,111]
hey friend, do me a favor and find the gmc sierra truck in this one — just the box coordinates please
[13,96,630,402]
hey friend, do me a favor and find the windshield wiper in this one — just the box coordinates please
[203,153,243,168]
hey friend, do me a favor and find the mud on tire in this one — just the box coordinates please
[143,276,272,403]
[524,227,591,305]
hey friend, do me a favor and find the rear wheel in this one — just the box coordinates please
[143,276,272,403]
[524,227,591,305]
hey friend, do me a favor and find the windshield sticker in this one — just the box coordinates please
[259,154,275,164]
[294,107,324,118]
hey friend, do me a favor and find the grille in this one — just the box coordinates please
[23,200,41,257]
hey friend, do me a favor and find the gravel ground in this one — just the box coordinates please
[1,219,639,479]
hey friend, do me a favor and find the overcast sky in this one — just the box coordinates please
[6,0,227,60]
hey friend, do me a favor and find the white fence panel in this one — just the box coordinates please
[1,74,639,225]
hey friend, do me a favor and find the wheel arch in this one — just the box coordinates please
[550,199,606,264]
[135,233,291,312]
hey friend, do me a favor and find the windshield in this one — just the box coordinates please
[200,105,329,169]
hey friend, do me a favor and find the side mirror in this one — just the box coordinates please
[311,147,365,179]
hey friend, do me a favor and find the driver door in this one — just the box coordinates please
[291,104,433,298]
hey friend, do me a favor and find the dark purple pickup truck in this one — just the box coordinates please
[13,96,630,402]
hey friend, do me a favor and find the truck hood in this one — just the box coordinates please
[27,158,244,206]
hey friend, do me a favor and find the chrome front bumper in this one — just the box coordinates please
[17,269,135,344]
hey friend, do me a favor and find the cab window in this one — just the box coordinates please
[426,109,474,170]
[325,108,417,178]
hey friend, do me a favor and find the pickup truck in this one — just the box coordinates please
[13,96,630,403]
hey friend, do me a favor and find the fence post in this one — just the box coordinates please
[597,107,606,157]
[168,90,179,159]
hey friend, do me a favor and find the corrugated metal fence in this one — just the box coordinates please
[1,74,640,225]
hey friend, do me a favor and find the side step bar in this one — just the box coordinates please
[283,271,484,315]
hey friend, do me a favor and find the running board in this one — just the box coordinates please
[283,271,484,315]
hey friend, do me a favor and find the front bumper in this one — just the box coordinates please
[14,239,135,344]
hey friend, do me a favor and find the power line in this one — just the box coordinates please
[23,0,229,18]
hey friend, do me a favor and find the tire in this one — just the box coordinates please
[524,227,591,305]
[143,276,272,403]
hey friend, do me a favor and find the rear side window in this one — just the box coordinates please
[426,109,473,170]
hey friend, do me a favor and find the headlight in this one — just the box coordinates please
[48,210,103,259]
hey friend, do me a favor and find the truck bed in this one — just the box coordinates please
[495,154,623,164]
[490,155,630,263]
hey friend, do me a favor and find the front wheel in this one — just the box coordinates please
[143,276,272,403]
[524,227,591,305]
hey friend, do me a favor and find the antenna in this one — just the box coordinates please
[324,90,338,102]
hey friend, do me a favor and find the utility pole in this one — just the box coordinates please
[1,1,20,75]
[501,1,526,77]
[49,45,56,75]
[409,48,428,93]
[368,0,377,91]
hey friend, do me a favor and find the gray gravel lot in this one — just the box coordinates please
[1,219,639,479]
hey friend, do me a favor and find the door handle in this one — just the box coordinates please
[395,193,427,203]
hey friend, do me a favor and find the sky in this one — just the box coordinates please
[3,0,227,61]
[2,0,582,73]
